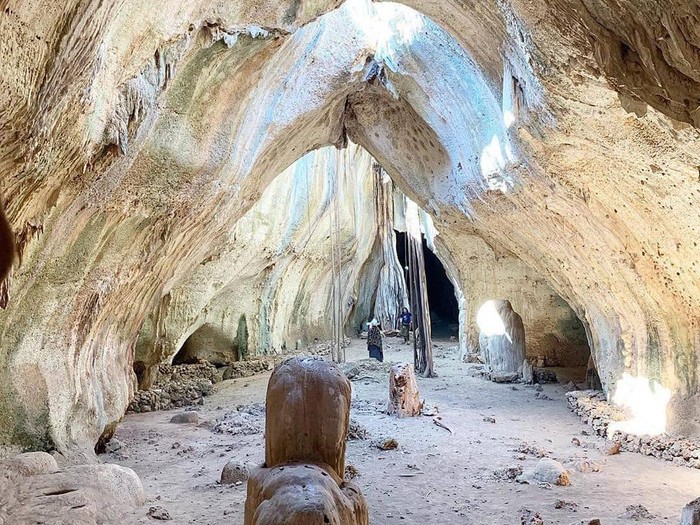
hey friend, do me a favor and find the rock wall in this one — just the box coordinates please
[0,0,698,451]
[134,143,407,387]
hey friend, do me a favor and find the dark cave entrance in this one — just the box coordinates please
[395,230,459,339]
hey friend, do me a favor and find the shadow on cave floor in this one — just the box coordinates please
[108,337,700,524]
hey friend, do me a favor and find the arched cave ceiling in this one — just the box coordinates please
[0,0,698,451]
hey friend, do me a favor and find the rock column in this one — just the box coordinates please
[245,357,369,525]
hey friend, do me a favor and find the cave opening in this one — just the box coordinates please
[172,323,244,367]
[394,230,459,339]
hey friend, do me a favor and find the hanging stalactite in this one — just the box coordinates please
[405,199,435,377]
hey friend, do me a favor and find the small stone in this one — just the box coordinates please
[520,508,544,524]
[619,504,655,520]
[588,520,602,525]
[601,441,620,456]
[170,412,199,424]
[554,499,577,510]
[571,437,581,446]
[147,506,171,520]
[491,371,520,383]
[376,438,399,451]
[483,417,496,424]
[220,461,249,485]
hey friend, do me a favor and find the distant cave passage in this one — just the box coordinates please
[395,231,459,338]
[173,316,248,367]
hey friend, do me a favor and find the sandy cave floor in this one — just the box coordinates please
[112,339,700,524]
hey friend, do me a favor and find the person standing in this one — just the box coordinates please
[367,319,384,362]
[399,307,412,343]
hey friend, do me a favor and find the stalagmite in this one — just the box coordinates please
[478,300,525,380]
[245,357,368,525]
[388,363,423,417]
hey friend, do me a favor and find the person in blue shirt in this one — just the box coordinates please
[399,307,412,343]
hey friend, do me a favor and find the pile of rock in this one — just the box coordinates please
[222,358,275,380]
[128,361,218,413]
[212,403,265,436]
[567,390,700,469]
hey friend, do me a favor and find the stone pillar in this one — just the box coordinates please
[245,357,369,525]
[478,300,525,378]
[388,363,423,417]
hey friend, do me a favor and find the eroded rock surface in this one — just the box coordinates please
[387,363,423,417]
[0,453,144,524]
[245,356,369,525]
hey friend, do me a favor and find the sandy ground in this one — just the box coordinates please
[113,338,700,524]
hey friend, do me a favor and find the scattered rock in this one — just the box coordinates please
[619,504,655,520]
[494,465,523,481]
[534,392,553,400]
[587,520,602,525]
[376,438,399,451]
[212,403,265,436]
[128,361,217,413]
[565,381,578,391]
[568,459,601,473]
[533,368,558,384]
[554,499,577,510]
[342,359,394,380]
[517,442,547,458]
[222,358,275,380]
[520,508,545,524]
[170,412,199,424]
[344,465,359,480]
[567,390,700,469]
[600,441,620,456]
[221,461,250,485]
[571,437,581,446]
[148,506,172,520]
[483,417,496,424]
[347,419,369,440]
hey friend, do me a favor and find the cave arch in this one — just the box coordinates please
[0,0,697,453]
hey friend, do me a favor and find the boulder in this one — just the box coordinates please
[221,461,250,485]
[170,411,199,424]
[681,498,700,525]
[519,458,571,486]
[1,451,58,477]
[387,363,423,417]
[0,461,145,524]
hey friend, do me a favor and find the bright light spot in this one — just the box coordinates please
[479,135,515,192]
[405,198,421,241]
[503,110,516,129]
[608,373,671,437]
[476,301,510,341]
[347,0,424,70]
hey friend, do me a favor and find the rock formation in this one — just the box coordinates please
[681,498,700,525]
[478,300,526,380]
[0,0,698,454]
[244,356,368,524]
[0,452,145,523]
[388,363,423,417]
